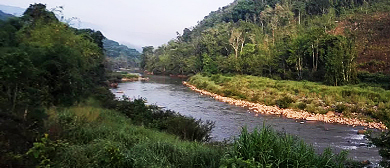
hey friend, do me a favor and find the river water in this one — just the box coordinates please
[111,75,381,163]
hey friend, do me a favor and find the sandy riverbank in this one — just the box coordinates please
[183,81,387,130]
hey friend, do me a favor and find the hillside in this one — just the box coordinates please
[142,0,390,86]
[0,10,13,20]
[103,39,141,69]
[351,13,390,74]
[0,4,24,16]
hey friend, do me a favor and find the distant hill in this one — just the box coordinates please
[104,39,141,69]
[0,10,14,20]
[119,41,142,53]
[0,4,25,16]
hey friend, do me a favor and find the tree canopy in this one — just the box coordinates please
[139,0,385,85]
[0,4,107,163]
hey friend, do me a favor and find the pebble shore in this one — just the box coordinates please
[183,81,388,130]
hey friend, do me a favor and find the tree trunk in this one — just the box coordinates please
[298,11,301,25]
[240,39,245,54]
[315,41,319,71]
[272,29,275,45]
[312,44,315,71]
[12,84,18,112]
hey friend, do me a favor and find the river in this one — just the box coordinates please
[111,75,381,163]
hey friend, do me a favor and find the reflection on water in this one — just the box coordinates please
[111,75,381,163]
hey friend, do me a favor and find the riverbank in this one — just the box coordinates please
[121,73,149,82]
[121,76,149,82]
[184,75,388,130]
[32,100,359,167]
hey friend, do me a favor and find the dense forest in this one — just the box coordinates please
[141,1,390,165]
[141,0,390,86]
[0,3,106,164]
[0,4,217,167]
[104,39,141,70]
[1,1,390,167]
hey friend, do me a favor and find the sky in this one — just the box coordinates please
[1,0,233,50]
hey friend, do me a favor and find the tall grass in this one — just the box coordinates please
[105,97,215,142]
[189,74,390,123]
[25,104,361,167]
[221,127,352,168]
[33,106,223,168]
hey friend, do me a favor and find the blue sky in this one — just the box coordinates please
[1,0,233,49]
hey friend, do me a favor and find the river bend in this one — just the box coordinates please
[111,75,381,163]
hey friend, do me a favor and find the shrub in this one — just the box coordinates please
[165,116,215,142]
[41,107,223,168]
[335,104,347,113]
[221,127,351,168]
[297,102,307,110]
[122,73,139,79]
[275,96,295,109]
[367,129,390,167]
[105,97,215,142]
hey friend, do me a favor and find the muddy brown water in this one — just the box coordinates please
[111,75,382,164]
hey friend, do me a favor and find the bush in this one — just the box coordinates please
[40,106,223,168]
[297,102,307,110]
[275,96,295,109]
[358,71,390,90]
[221,127,352,168]
[335,104,347,113]
[105,97,215,142]
[122,73,139,79]
[367,128,390,167]
[165,116,215,142]
[106,72,123,83]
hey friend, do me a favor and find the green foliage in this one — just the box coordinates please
[104,39,140,70]
[202,53,218,75]
[106,72,123,83]
[276,96,295,108]
[108,97,215,142]
[122,73,139,79]
[26,134,68,167]
[367,126,390,167]
[38,105,223,168]
[138,0,390,87]
[358,71,390,90]
[221,127,352,168]
[22,102,361,168]
[189,74,390,123]
[1,1,389,167]
[141,46,154,70]
[22,3,58,24]
[0,4,107,167]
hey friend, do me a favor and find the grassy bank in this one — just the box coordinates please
[23,104,358,168]
[188,74,390,126]
[26,105,223,168]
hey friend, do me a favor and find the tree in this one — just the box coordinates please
[141,46,154,70]
[22,3,58,24]
[293,1,306,25]
[229,27,245,59]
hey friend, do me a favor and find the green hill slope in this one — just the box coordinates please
[0,10,14,20]
[104,39,141,69]
[142,0,390,86]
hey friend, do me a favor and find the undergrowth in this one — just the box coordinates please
[221,127,356,168]
[26,106,359,167]
[28,106,223,168]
